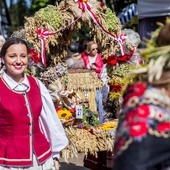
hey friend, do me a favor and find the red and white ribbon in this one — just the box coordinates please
[74,0,127,55]
[74,0,91,11]
[37,13,82,67]
[37,28,56,67]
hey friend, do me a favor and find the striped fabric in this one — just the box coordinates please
[117,3,138,25]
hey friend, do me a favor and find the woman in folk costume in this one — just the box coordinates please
[0,37,68,170]
[81,41,104,77]
[113,20,170,170]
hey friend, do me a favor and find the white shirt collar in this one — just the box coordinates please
[2,71,29,91]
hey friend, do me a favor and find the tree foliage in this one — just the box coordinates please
[7,0,137,36]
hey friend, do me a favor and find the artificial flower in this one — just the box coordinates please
[100,121,118,131]
[109,84,122,92]
[57,109,72,120]
[123,82,146,107]
[157,122,170,133]
[129,121,148,137]
[103,50,134,66]
[28,49,41,63]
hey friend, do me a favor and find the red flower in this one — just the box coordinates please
[56,106,63,112]
[136,105,150,118]
[109,84,122,92]
[100,2,105,8]
[129,121,148,137]
[126,110,136,127]
[125,108,149,138]
[103,55,117,65]
[123,82,146,107]
[103,50,134,66]
[29,49,41,63]
[69,108,75,114]
[157,122,170,133]
[117,53,132,62]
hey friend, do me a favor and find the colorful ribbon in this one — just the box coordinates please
[36,13,82,67]
[74,0,91,11]
[74,0,127,55]
[37,28,56,67]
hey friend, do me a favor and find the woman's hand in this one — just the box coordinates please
[90,63,97,70]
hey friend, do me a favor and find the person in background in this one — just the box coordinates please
[0,37,68,170]
[81,41,104,78]
[0,35,5,51]
[138,0,170,48]
[122,28,143,65]
[0,35,5,70]
[81,41,104,124]
[113,21,170,170]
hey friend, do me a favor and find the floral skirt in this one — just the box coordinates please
[0,154,55,170]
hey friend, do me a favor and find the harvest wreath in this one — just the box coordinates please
[12,0,140,115]
[11,0,142,161]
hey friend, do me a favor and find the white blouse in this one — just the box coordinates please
[1,71,68,159]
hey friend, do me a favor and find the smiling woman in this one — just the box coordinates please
[1,39,28,83]
[0,37,68,170]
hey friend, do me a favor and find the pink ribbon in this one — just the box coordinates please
[74,0,127,55]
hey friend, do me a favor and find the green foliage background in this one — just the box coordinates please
[7,0,137,36]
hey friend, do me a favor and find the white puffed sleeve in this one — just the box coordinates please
[38,79,68,159]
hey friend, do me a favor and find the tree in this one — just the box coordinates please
[7,0,29,35]
[30,0,58,14]
[7,0,137,36]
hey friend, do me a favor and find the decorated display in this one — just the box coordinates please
[12,0,142,165]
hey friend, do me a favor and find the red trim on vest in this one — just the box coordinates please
[0,76,52,167]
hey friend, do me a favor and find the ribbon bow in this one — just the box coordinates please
[74,0,127,56]
[36,10,82,67]
[116,34,127,55]
[74,0,91,11]
[37,28,56,67]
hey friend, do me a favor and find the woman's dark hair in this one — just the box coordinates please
[1,37,29,58]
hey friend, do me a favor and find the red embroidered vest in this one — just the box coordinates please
[0,76,52,167]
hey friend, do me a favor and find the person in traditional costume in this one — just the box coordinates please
[0,37,68,170]
[113,20,170,170]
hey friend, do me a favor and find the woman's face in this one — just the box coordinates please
[89,44,98,57]
[2,43,28,82]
